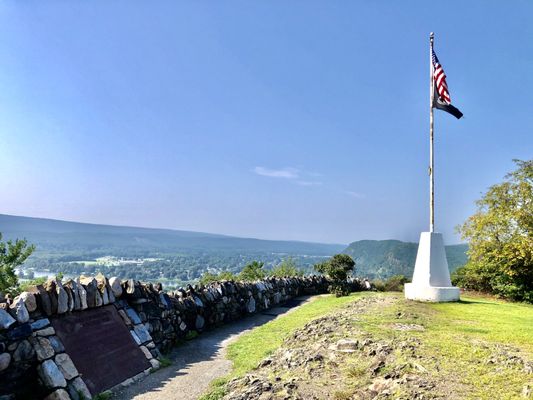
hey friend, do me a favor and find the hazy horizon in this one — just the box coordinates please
[1,2,531,244]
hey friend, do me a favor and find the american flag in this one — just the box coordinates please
[432,50,451,104]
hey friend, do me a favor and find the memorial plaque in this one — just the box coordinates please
[51,305,151,395]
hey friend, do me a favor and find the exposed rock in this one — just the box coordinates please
[36,285,53,316]
[149,358,160,370]
[44,389,70,400]
[55,281,69,314]
[133,324,152,344]
[67,377,92,400]
[36,327,56,337]
[9,297,29,323]
[118,309,132,326]
[139,345,153,360]
[329,339,359,353]
[126,308,142,325]
[38,359,67,388]
[6,323,32,340]
[18,292,37,313]
[0,309,16,330]
[31,318,51,331]
[76,279,88,310]
[195,315,205,331]
[95,274,109,305]
[48,336,65,353]
[130,330,141,345]
[44,280,58,314]
[247,297,256,313]
[109,277,123,297]
[12,340,35,362]
[32,337,55,361]
[0,352,11,372]
[55,353,78,380]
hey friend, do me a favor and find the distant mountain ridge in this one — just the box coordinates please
[0,214,345,256]
[0,214,468,281]
[342,239,468,279]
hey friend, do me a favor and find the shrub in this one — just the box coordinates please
[314,254,355,297]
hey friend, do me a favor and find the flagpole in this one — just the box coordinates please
[429,32,435,233]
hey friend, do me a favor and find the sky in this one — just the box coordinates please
[0,1,532,245]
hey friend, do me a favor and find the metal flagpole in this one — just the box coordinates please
[429,32,435,233]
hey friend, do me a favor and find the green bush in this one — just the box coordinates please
[314,254,355,297]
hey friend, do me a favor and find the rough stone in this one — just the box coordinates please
[67,377,92,400]
[56,282,69,314]
[55,353,79,380]
[32,336,55,361]
[109,277,123,298]
[149,358,161,370]
[133,324,152,344]
[0,352,11,372]
[44,280,59,314]
[126,308,142,325]
[329,339,359,353]
[18,292,37,312]
[0,309,16,330]
[48,336,65,353]
[64,285,74,312]
[118,309,132,326]
[247,297,256,313]
[31,318,51,331]
[36,285,53,316]
[195,315,205,331]
[81,277,97,308]
[95,274,110,305]
[38,359,67,388]
[130,330,141,345]
[36,326,56,337]
[44,389,70,400]
[139,345,153,360]
[76,280,88,310]
[6,323,32,340]
[9,297,29,323]
[12,340,35,362]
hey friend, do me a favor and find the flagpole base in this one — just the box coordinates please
[404,232,460,302]
[404,283,460,302]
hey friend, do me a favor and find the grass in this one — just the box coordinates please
[202,292,533,400]
[199,292,371,400]
[357,293,533,400]
[226,292,373,377]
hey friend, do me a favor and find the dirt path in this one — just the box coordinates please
[113,296,315,400]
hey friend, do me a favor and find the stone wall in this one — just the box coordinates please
[0,275,359,400]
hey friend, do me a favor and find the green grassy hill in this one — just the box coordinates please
[343,239,468,279]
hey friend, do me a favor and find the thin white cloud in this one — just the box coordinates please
[346,191,365,199]
[253,166,299,179]
[296,181,323,186]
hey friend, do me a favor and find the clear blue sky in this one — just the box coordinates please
[1,1,531,244]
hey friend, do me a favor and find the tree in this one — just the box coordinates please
[455,160,532,302]
[198,270,237,285]
[270,257,304,277]
[239,261,266,281]
[314,254,355,297]
[0,233,35,296]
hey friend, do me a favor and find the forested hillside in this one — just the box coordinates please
[342,239,468,279]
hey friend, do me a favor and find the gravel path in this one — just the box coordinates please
[113,296,315,400]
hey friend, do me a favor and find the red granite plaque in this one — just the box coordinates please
[51,305,151,395]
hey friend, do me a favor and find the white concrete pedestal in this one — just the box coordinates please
[404,232,460,302]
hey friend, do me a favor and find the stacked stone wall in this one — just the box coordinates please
[0,275,362,399]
